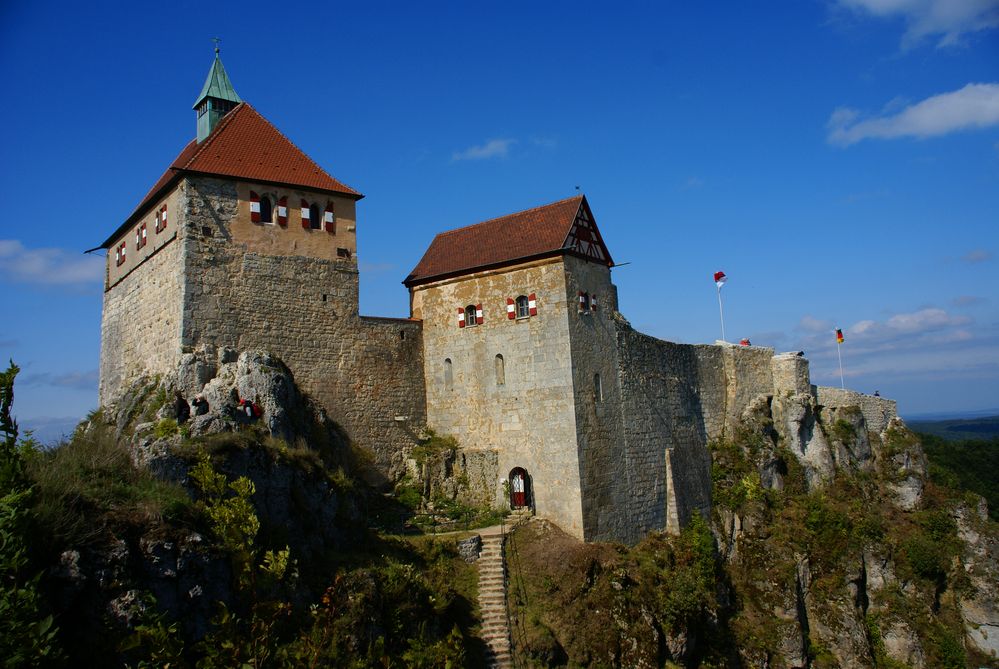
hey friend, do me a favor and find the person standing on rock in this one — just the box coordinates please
[175,392,190,424]
[192,395,209,416]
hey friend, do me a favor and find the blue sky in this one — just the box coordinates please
[1,0,997,439]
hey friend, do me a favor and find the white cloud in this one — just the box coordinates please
[799,315,834,333]
[962,248,993,263]
[21,369,99,391]
[827,83,999,146]
[0,239,104,286]
[837,0,999,47]
[451,138,516,161]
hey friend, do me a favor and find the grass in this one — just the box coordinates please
[25,421,193,551]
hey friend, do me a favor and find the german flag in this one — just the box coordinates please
[836,328,844,344]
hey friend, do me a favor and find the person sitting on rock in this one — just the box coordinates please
[175,392,190,424]
[192,395,209,416]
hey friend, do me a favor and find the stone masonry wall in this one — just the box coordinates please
[178,176,425,480]
[814,386,898,435]
[410,257,586,538]
[100,186,187,407]
[614,323,715,543]
[561,255,629,542]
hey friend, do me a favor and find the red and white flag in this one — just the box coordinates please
[714,271,727,289]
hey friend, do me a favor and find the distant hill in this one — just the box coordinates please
[909,415,999,441]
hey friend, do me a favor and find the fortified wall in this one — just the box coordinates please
[101,175,426,479]
[586,319,898,545]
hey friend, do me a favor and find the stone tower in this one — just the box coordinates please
[97,53,426,476]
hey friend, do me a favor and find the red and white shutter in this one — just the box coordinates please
[507,297,515,319]
[324,202,335,233]
[276,197,288,226]
[135,227,141,249]
[161,204,167,230]
[249,191,261,223]
[578,291,586,312]
[457,307,466,328]
[528,292,538,316]
[115,247,121,266]
[301,199,310,229]
[591,294,598,311]
[141,224,147,247]
[476,303,484,324]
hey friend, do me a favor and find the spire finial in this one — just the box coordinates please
[211,37,221,55]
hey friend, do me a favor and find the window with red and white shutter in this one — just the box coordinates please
[324,202,335,233]
[277,197,288,226]
[507,298,516,319]
[249,191,261,223]
[528,292,538,316]
[301,199,311,229]
[457,307,466,328]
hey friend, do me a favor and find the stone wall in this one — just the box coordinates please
[180,176,425,479]
[100,183,187,409]
[814,386,898,435]
[613,323,714,543]
[410,257,586,537]
[562,255,629,541]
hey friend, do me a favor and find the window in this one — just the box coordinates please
[115,242,126,267]
[309,203,321,230]
[260,196,273,223]
[135,223,147,250]
[495,354,505,386]
[464,305,478,327]
[444,358,453,391]
[579,291,591,312]
[516,295,530,319]
[594,373,603,402]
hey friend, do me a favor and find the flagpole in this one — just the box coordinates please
[836,341,845,389]
[716,284,726,342]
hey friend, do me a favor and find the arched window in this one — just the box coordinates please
[260,196,273,223]
[594,373,603,402]
[444,358,453,391]
[515,295,530,319]
[464,305,478,327]
[495,354,505,386]
[309,203,321,230]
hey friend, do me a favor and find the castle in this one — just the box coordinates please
[97,53,898,543]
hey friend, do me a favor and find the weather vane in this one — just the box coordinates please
[211,37,222,54]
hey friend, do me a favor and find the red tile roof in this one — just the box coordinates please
[101,103,360,248]
[404,195,610,286]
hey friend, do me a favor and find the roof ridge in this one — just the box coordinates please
[434,194,584,239]
[243,104,362,196]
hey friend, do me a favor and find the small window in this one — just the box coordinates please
[444,358,453,391]
[309,203,321,230]
[579,292,591,312]
[594,373,603,402]
[337,247,351,259]
[465,305,478,327]
[260,196,273,223]
[516,295,530,319]
[495,354,505,386]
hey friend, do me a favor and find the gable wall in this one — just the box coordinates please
[411,257,586,537]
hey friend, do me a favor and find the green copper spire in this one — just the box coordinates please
[193,47,241,143]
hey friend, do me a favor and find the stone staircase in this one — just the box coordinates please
[478,529,512,668]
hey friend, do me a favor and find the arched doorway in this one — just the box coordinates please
[509,467,531,509]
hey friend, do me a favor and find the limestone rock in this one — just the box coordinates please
[773,393,834,485]
[882,620,925,668]
[956,500,999,660]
